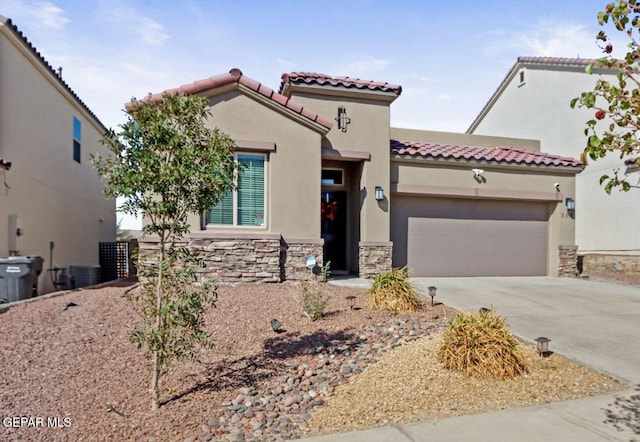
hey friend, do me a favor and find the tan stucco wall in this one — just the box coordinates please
[391,127,541,152]
[287,92,392,243]
[470,64,639,254]
[391,159,577,276]
[192,89,323,240]
[0,28,116,293]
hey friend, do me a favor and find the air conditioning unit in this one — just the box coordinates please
[69,265,101,288]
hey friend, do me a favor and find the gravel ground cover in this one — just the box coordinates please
[0,277,629,441]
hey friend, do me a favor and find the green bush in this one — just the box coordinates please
[367,267,421,312]
[298,282,330,321]
[437,310,527,380]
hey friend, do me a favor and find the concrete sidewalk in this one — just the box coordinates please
[296,276,640,442]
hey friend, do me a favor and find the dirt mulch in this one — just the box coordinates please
[0,279,628,441]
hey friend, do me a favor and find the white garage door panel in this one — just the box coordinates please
[407,217,547,277]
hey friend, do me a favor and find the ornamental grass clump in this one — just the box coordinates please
[367,267,421,312]
[437,309,527,380]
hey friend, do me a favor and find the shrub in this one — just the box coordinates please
[367,267,421,312]
[298,282,330,321]
[437,309,527,380]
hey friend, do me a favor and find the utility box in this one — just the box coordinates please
[69,265,101,288]
[0,256,44,303]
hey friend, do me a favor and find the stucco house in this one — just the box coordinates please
[0,17,116,294]
[467,56,640,272]
[137,68,582,281]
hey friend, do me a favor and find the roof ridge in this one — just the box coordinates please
[0,16,107,132]
[279,72,402,96]
[133,69,333,130]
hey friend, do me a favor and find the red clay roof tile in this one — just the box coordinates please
[131,69,333,130]
[279,72,402,96]
[390,140,583,169]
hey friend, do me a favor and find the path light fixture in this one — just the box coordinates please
[375,186,384,201]
[535,337,551,357]
[427,286,437,306]
[345,295,356,310]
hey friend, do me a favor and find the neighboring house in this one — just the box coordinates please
[138,68,582,281]
[0,17,116,294]
[468,56,640,271]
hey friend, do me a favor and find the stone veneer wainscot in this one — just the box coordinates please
[138,232,324,283]
[359,241,393,279]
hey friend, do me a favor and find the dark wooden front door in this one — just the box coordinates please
[321,191,347,270]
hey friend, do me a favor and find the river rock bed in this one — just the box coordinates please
[186,315,443,441]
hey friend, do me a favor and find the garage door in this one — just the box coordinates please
[392,197,550,277]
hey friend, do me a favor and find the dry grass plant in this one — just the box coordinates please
[367,267,421,312]
[437,309,527,380]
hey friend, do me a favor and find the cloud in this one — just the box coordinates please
[485,19,603,59]
[334,54,392,77]
[136,16,169,45]
[100,1,169,46]
[0,0,69,30]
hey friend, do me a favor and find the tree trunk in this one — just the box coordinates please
[150,238,165,411]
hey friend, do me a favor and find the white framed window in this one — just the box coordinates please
[207,153,266,227]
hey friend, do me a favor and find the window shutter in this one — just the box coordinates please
[237,155,265,226]
[208,191,233,225]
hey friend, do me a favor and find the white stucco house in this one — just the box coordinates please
[468,56,640,272]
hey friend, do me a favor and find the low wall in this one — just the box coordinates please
[580,253,640,274]
[138,233,324,283]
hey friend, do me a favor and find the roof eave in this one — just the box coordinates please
[390,153,584,174]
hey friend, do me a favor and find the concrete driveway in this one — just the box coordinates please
[412,277,640,385]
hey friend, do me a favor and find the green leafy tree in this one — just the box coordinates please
[571,0,640,193]
[93,93,239,410]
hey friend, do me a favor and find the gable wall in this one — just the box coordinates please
[287,91,391,242]
[0,30,115,294]
[200,90,323,239]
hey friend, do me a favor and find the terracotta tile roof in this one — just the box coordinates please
[132,69,333,130]
[0,16,107,133]
[0,158,11,170]
[279,72,402,96]
[390,139,583,169]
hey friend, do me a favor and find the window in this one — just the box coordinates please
[208,154,265,226]
[321,168,344,186]
[73,117,81,163]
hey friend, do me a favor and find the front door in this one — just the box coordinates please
[321,191,347,270]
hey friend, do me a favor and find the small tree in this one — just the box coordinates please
[571,0,640,193]
[94,93,239,410]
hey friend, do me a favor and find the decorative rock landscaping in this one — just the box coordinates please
[186,315,443,441]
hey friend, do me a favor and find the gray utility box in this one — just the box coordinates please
[69,265,101,289]
[0,256,44,303]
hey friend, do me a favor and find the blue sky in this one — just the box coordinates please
[0,0,620,228]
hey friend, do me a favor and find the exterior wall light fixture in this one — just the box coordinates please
[375,186,384,201]
[336,106,351,132]
[565,197,575,218]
